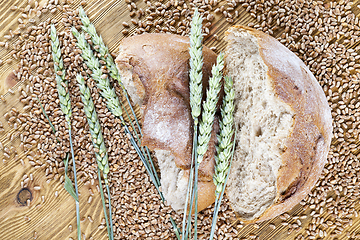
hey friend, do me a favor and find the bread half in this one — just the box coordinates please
[115,33,218,212]
[224,26,333,223]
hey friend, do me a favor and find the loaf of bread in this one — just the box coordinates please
[115,33,219,212]
[115,27,332,222]
[224,26,332,222]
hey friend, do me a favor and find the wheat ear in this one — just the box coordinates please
[50,24,81,240]
[76,74,113,239]
[213,75,235,194]
[197,52,225,164]
[182,8,204,240]
[76,74,110,180]
[189,8,204,123]
[78,6,144,144]
[209,76,235,240]
[50,25,72,122]
[72,27,165,203]
[72,27,123,117]
[77,6,162,199]
[78,7,122,84]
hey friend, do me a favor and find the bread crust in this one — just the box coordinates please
[115,33,219,212]
[225,26,333,223]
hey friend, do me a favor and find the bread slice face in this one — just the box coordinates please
[155,150,188,211]
[225,29,295,221]
[225,26,332,223]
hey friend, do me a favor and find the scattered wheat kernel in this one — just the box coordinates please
[98,225,105,229]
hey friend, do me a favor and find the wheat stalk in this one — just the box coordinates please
[182,8,204,240]
[71,27,165,203]
[213,76,235,194]
[76,74,113,240]
[77,6,162,191]
[76,9,181,238]
[209,76,235,240]
[197,52,224,164]
[188,52,224,240]
[50,24,81,240]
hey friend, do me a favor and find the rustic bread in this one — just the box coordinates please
[224,26,332,222]
[115,28,332,222]
[115,33,219,212]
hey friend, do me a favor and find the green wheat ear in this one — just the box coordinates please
[76,74,110,180]
[197,52,225,164]
[50,24,72,122]
[50,24,81,240]
[76,73,113,240]
[210,75,235,240]
[189,8,204,123]
[72,27,123,118]
[213,75,235,194]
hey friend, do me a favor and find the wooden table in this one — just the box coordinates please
[1,0,360,239]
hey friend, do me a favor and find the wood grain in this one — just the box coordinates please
[0,0,359,240]
[0,1,109,238]
[0,81,108,240]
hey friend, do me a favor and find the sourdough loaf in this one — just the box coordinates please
[115,28,333,222]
